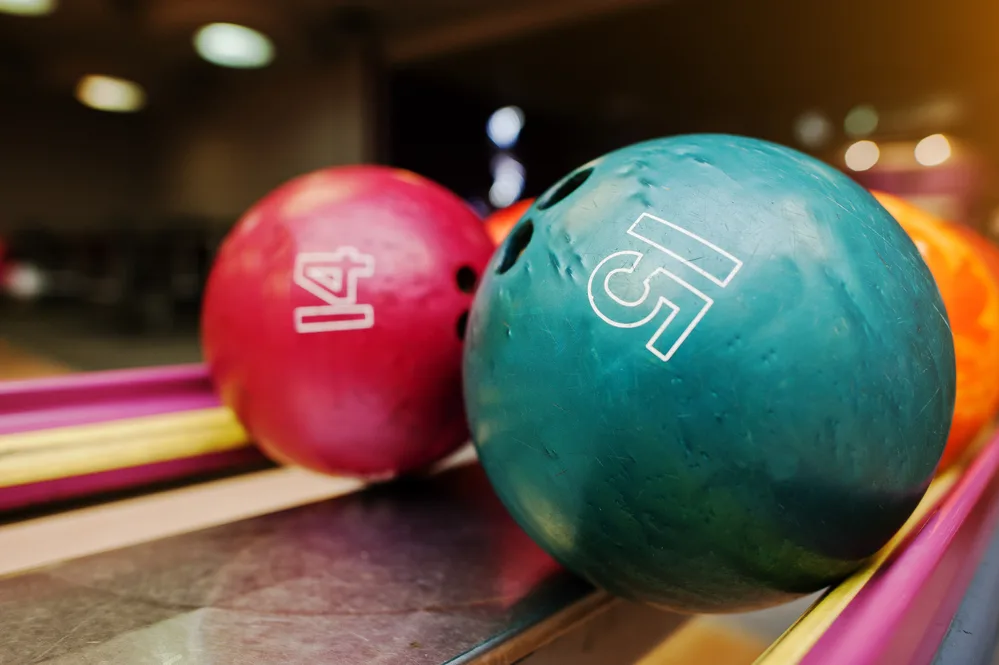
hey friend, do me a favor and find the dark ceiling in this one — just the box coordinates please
[407,0,999,162]
[0,0,654,95]
[2,0,997,164]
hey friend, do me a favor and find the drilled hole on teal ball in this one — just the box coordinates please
[537,167,593,210]
[455,265,477,293]
[455,310,469,340]
[497,219,534,275]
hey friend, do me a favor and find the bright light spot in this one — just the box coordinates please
[489,153,526,207]
[75,75,146,113]
[489,179,523,208]
[794,111,832,149]
[194,23,275,69]
[0,0,55,16]
[914,134,952,167]
[3,263,45,300]
[487,106,525,149]
[845,105,879,138]
[490,153,525,181]
[844,140,880,172]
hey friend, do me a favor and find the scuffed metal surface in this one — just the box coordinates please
[0,466,593,664]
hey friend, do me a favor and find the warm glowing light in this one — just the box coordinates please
[194,23,275,69]
[914,134,952,167]
[845,105,879,138]
[0,0,55,16]
[794,111,832,149]
[487,106,525,149]
[844,140,880,172]
[75,75,146,113]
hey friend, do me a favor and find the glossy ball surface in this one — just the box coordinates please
[873,191,999,468]
[203,165,494,479]
[463,135,957,613]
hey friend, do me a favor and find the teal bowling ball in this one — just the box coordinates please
[462,134,956,613]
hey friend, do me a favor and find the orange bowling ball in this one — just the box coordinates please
[873,191,999,468]
[952,223,999,286]
[484,198,534,245]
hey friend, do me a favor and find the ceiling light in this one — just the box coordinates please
[194,23,275,69]
[845,105,879,138]
[0,0,56,17]
[490,153,525,181]
[489,176,524,209]
[914,134,952,167]
[489,157,526,208]
[844,140,880,172]
[794,111,832,149]
[75,75,146,113]
[487,106,525,149]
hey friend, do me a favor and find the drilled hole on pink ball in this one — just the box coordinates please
[456,265,478,293]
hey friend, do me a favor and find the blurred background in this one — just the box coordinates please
[0,0,996,372]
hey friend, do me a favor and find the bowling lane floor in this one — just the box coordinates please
[0,339,72,380]
[0,306,944,664]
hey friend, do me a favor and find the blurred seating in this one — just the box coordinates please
[0,218,235,338]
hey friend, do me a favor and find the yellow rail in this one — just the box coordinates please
[0,408,251,488]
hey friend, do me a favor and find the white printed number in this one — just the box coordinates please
[293,247,375,333]
[587,213,743,362]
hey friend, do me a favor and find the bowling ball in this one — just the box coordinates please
[953,223,999,286]
[484,199,534,245]
[202,165,494,479]
[872,191,999,468]
[463,134,956,613]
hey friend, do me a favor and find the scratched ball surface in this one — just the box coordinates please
[462,134,956,613]
[873,191,999,469]
[202,165,494,479]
